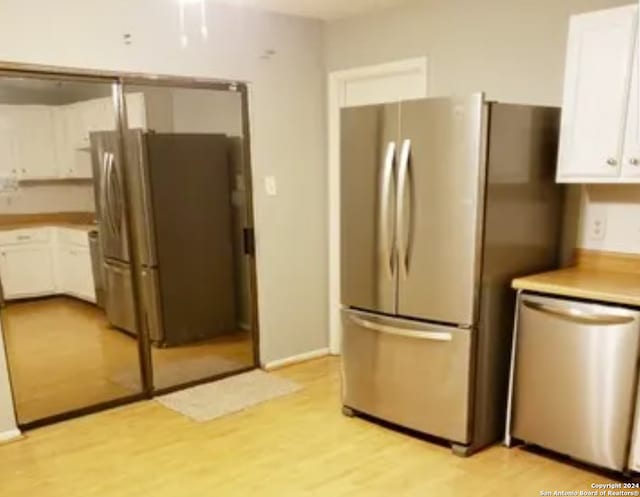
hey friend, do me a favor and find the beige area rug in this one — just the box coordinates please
[110,355,247,392]
[155,370,302,422]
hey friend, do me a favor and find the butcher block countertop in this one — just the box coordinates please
[0,212,96,231]
[512,249,640,307]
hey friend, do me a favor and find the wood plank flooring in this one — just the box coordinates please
[0,357,617,496]
[2,297,254,424]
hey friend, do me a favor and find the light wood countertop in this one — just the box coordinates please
[0,212,96,232]
[513,250,640,307]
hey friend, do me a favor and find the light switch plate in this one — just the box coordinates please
[264,176,277,196]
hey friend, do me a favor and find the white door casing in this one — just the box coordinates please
[328,57,428,354]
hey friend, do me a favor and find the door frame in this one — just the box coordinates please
[0,62,261,429]
[327,57,428,354]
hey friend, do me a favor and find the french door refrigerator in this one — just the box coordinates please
[91,130,236,347]
[340,94,564,455]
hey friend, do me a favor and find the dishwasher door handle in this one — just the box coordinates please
[523,300,636,326]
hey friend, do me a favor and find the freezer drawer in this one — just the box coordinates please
[511,294,640,471]
[341,309,472,444]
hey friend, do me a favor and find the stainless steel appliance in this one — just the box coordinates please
[340,94,564,455]
[629,380,640,472]
[509,293,640,471]
[88,229,105,309]
[91,130,236,347]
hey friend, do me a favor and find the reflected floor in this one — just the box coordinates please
[2,297,254,424]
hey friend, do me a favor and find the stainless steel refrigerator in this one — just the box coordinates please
[340,94,564,455]
[91,130,236,347]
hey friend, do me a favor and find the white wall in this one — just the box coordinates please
[326,0,631,104]
[0,183,95,214]
[577,185,640,253]
[0,0,328,428]
[171,88,243,136]
[326,0,639,256]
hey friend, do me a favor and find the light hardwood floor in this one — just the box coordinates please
[0,357,617,496]
[2,297,254,424]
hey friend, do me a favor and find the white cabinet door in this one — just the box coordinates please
[58,244,96,303]
[0,244,56,299]
[621,36,640,180]
[557,5,637,182]
[52,106,76,178]
[13,106,58,180]
[0,105,18,179]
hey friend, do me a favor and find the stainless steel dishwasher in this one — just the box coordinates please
[510,293,640,471]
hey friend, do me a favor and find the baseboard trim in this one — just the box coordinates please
[263,348,330,371]
[0,428,22,445]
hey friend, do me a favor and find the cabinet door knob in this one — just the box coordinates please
[630,158,640,166]
[606,158,618,166]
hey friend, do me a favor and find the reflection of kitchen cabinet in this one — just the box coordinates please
[0,244,56,299]
[13,106,58,180]
[54,93,146,180]
[0,93,148,181]
[0,227,96,303]
[0,105,58,180]
[557,5,639,183]
[57,245,95,303]
[0,105,17,179]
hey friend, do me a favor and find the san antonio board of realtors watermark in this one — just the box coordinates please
[540,483,640,496]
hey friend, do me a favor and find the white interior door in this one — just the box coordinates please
[328,57,428,354]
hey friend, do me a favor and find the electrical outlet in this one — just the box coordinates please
[586,209,607,241]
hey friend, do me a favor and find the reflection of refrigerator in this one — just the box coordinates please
[340,94,564,455]
[91,130,236,347]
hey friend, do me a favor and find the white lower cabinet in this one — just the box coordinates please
[0,244,56,299]
[57,244,95,303]
[0,227,96,303]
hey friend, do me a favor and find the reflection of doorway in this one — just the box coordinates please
[0,68,260,428]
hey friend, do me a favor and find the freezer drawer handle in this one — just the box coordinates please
[523,300,636,326]
[349,315,452,341]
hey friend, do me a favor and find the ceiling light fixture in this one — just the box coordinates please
[178,0,209,48]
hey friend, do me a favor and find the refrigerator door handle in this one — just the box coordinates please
[102,152,116,236]
[523,300,636,326]
[396,138,412,277]
[105,152,118,236]
[380,141,397,278]
[110,152,124,237]
[348,314,453,342]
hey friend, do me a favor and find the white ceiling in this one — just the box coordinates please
[210,0,412,20]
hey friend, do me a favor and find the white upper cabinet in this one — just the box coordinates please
[0,105,18,179]
[622,35,640,179]
[557,5,638,183]
[0,93,146,181]
[1,106,58,180]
